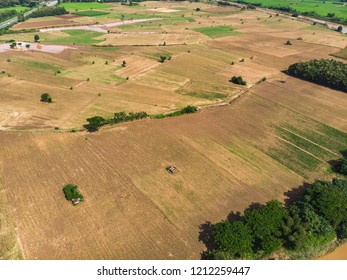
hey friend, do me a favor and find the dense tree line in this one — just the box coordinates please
[152,105,198,119]
[30,6,68,18]
[0,0,36,8]
[0,9,17,22]
[207,178,347,259]
[85,111,148,132]
[287,59,347,93]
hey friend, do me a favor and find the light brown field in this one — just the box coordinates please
[0,1,346,260]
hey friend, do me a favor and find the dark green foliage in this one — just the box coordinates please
[337,221,347,239]
[40,93,52,103]
[30,6,68,18]
[85,111,148,132]
[85,116,106,132]
[208,179,346,259]
[34,34,40,42]
[159,55,168,63]
[280,213,309,249]
[63,183,84,203]
[337,26,343,32]
[285,40,292,45]
[213,221,254,259]
[287,59,347,93]
[304,179,347,228]
[230,76,246,85]
[0,9,17,22]
[244,200,288,254]
[337,154,347,175]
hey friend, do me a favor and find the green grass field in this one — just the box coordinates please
[193,26,239,38]
[0,6,28,13]
[72,10,110,17]
[59,2,112,11]
[46,30,104,45]
[238,0,347,21]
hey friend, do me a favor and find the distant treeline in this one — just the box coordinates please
[206,178,347,260]
[234,0,347,24]
[0,0,35,8]
[30,6,68,18]
[287,59,347,93]
[0,9,17,22]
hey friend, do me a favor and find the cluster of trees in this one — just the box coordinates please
[0,0,33,8]
[287,59,347,93]
[207,178,347,260]
[63,184,84,204]
[30,6,68,18]
[85,111,148,132]
[0,9,17,22]
[230,76,246,85]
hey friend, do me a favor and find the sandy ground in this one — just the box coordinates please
[0,42,74,54]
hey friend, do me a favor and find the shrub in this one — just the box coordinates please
[285,40,292,45]
[230,76,246,85]
[40,93,52,103]
[63,184,84,203]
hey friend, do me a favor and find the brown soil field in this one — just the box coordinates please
[12,18,81,30]
[0,1,346,260]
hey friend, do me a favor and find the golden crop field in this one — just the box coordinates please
[0,1,346,259]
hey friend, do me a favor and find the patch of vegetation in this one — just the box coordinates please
[230,76,246,85]
[85,111,148,132]
[151,105,198,119]
[206,178,347,260]
[63,183,84,205]
[59,2,112,11]
[158,54,171,63]
[281,123,347,154]
[73,10,110,17]
[46,30,104,45]
[264,140,322,178]
[185,91,228,100]
[193,26,239,38]
[331,47,347,61]
[274,126,336,161]
[30,6,68,18]
[287,59,347,93]
[40,93,52,103]
[15,59,62,73]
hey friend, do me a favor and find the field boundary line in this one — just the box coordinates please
[274,134,324,162]
[278,126,339,156]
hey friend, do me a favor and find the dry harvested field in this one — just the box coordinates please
[0,1,346,259]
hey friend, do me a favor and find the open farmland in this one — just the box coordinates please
[0,1,346,260]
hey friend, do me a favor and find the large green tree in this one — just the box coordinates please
[213,220,254,259]
[244,200,288,254]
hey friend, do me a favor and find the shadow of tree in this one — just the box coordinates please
[198,221,216,259]
[283,182,310,207]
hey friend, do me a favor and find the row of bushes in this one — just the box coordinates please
[287,59,347,93]
[85,111,148,131]
[30,6,68,18]
[85,106,199,131]
[151,105,198,119]
[207,178,347,260]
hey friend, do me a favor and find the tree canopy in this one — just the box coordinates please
[287,59,347,93]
